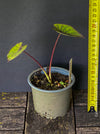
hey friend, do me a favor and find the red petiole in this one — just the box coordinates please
[49,33,61,80]
[24,51,51,83]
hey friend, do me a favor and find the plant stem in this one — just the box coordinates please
[24,51,51,83]
[49,33,61,79]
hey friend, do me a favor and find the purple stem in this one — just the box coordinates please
[24,51,46,74]
[49,33,61,79]
[24,51,51,83]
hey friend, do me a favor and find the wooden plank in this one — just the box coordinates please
[0,92,27,107]
[25,92,75,134]
[0,131,23,134]
[73,89,100,134]
[76,127,100,134]
[73,89,100,106]
[0,108,25,130]
[75,106,100,127]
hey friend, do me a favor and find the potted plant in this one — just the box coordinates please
[7,24,83,119]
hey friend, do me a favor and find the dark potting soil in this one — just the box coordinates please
[30,71,69,90]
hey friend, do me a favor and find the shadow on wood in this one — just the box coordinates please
[25,92,75,134]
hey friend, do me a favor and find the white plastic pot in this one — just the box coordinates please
[27,67,75,119]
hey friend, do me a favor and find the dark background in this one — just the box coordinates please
[0,0,98,92]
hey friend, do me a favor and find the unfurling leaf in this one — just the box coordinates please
[53,24,83,38]
[7,42,27,62]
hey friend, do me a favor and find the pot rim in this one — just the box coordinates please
[27,66,75,93]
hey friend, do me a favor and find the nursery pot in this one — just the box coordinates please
[27,67,75,119]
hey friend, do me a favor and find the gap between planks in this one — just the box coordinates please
[0,92,27,134]
[73,89,100,134]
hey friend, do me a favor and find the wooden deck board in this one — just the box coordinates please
[73,89,100,106]
[73,89,100,134]
[0,108,25,131]
[76,127,100,134]
[0,92,27,107]
[75,106,100,127]
[0,131,23,134]
[0,92,27,133]
[25,92,75,134]
[0,90,100,133]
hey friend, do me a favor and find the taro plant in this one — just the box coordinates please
[7,24,83,84]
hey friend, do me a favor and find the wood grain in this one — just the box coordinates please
[0,92,27,107]
[25,92,75,134]
[75,106,100,127]
[73,89,100,134]
[76,127,100,134]
[73,89,100,106]
[0,108,25,130]
[0,131,23,134]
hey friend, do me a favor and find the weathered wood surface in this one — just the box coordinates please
[0,92,27,107]
[25,92,75,134]
[73,89,100,134]
[0,108,25,130]
[75,106,100,127]
[73,89,100,106]
[0,92,27,134]
[0,131,23,134]
[76,127,100,134]
[0,90,100,134]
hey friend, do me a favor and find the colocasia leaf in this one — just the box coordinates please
[7,42,27,62]
[53,24,83,38]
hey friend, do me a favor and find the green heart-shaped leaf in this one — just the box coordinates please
[53,24,83,38]
[7,42,27,62]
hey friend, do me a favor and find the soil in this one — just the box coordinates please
[30,71,70,90]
